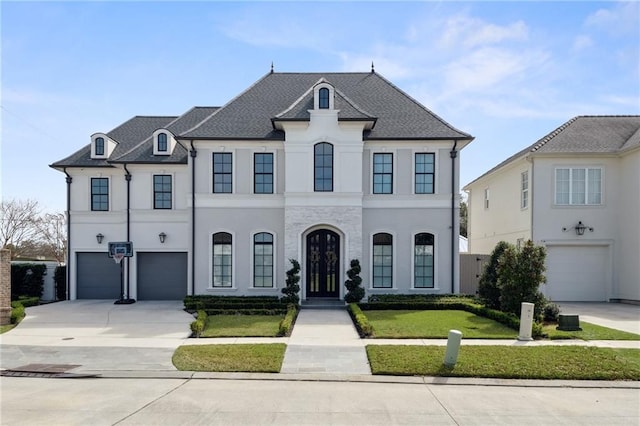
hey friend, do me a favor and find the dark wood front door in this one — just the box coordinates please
[306,230,340,298]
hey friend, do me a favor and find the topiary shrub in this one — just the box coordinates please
[344,259,365,303]
[478,241,511,310]
[190,310,208,338]
[281,259,301,305]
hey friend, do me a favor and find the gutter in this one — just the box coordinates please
[63,168,72,300]
[123,164,132,301]
[450,140,459,294]
[189,140,197,296]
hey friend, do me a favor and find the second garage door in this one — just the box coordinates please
[137,252,188,300]
[545,245,609,302]
[77,252,121,299]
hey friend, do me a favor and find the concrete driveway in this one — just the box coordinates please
[559,302,640,335]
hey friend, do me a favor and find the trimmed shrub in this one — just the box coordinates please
[54,265,67,300]
[184,295,284,312]
[17,296,40,307]
[10,301,25,324]
[190,310,208,338]
[281,259,301,305]
[543,302,560,322]
[344,259,365,303]
[277,304,299,337]
[348,303,373,337]
[478,241,511,309]
[11,264,46,299]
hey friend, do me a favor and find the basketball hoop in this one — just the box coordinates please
[113,253,124,264]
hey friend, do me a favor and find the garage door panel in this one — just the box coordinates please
[546,246,608,302]
[137,252,187,300]
[77,252,121,299]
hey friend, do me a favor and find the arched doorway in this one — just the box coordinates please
[306,229,340,298]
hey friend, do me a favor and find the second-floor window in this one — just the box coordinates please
[91,178,109,211]
[484,188,490,209]
[555,167,602,205]
[153,175,172,209]
[415,153,435,194]
[95,137,105,156]
[157,133,168,152]
[314,142,333,192]
[254,153,274,194]
[521,171,529,209]
[373,153,393,194]
[213,153,232,193]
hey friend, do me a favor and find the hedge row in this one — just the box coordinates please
[368,294,478,303]
[348,303,373,337]
[277,305,299,337]
[10,301,25,324]
[184,295,285,312]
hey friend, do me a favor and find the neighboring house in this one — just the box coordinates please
[464,116,640,303]
[51,70,473,301]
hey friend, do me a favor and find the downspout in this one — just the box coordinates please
[124,164,132,300]
[63,168,72,300]
[189,140,197,296]
[450,140,459,294]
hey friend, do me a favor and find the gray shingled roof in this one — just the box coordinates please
[183,72,471,140]
[464,115,640,188]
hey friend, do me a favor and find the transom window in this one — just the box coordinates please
[555,167,602,205]
[415,153,435,194]
[373,153,393,194]
[521,171,529,209]
[253,232,274,288]
[95,137,105,156]
[153,175,172,209]
[414,233,434,288]
[254,153,274,194]
[372,233,393,288]
[212,232,232,287]
[91,178,109,211]
[212,153,233,193]
[157,133,168,152]
[314,143,333,192]
[318,87,330,109]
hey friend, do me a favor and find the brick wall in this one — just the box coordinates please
[0,249,11,325]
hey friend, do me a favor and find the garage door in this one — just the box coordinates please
[546,245,609,302]
[137,252,187,300]
[77,252,121,299]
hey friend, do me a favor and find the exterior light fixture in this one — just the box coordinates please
[562,221,594,236]
[159,232,167,243]
[96,233,104,244]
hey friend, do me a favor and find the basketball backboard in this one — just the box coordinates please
[108,241,133,258]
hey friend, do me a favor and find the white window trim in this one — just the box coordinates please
[412,150,438,195]
[210,148,235,194]
[209,230,236,290]
[152,173,174,210]
[410,231,439,290]
[554,166,604,206]
[249,230,278,289]
[369,230,397,290]
[251,150,277,195]
[521,171,529,210]
[90,176,110,212]
[313,82,335,110]
[152,129,175,156]
[371,150,396,195]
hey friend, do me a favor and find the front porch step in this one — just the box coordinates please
[301,298,346,310]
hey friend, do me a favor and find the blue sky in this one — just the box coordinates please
[2,1,638,213]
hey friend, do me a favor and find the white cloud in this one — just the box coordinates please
[585,2,639,35]
[438,14,529,49]
[572,35,593,51]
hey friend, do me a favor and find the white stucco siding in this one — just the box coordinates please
[616,150,640,301]
[363,208,454,294]
[465,158,532,254]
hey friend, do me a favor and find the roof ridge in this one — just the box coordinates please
[529,116,580,152]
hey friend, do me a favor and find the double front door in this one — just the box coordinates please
[306,230,340,298]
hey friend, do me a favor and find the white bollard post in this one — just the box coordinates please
[444,329,463,367]
[518,302,534,341]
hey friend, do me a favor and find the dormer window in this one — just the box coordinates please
[157,133,168,152]
[318,88,330,109]
[95,137,105,156]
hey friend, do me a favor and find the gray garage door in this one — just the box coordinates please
[77,252,121,299]
[137,252,188,300]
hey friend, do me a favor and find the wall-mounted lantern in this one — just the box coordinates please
[159,232,167,244]
[96,233,104,244]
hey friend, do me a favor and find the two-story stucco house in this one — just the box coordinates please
[464,116,640,303]
[51,70,473,302]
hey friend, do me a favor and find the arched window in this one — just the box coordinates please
[253,232,274,288]
[95,137,105,156]
[318,87,330,109]
[372,233,393,288]
[314,142,333,192]
[212,232,232,287]
[157,133,168,152]
[414,233,434,288]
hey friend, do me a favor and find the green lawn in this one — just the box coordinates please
[364,310,517,339]
[544,322,640,340]
[0,324,16,334]
[366,345,640,380]
[200,314,284,337]
[173,344,286,372]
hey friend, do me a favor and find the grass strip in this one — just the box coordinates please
[173,344,286,372]
[544,322,640,340]
[366,345,640,380]
[365,310,517,339]
[201,314,284,337]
